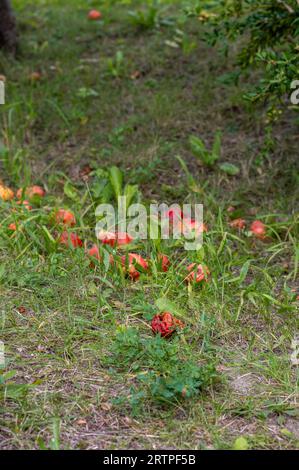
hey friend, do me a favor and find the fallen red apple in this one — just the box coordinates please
[8,223,17,231]
[87,244,115,267]
[0,185,14,201]
[151,312,184,338]
[17,185,45,200]
[97,231,133,247]
[88,244,101,260]
[88,9,102,20]
[158,254,170,272]
[185,263,210,284]
[121,253,148,280]
[55,209,76,227]
[117,232,133,245]
[59,231,83,248]
[182,217,208,234]
[229,218,246,230]
[250,220,267,240]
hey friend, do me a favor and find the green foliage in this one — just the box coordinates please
[128,1,161,30]
[189,131,221,167]
[106,51,126,78]
[233,436,250,450]
[109,166,124,200]
[189,0,299,114]
[91,165,140,206]
[110,327,217,411]
[219,162,240,175]
[0,0,298,450]
[0,370,34,400]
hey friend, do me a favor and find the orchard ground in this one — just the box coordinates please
[0,0,298,450]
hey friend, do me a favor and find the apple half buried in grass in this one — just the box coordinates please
[16,185,45,200]
[87,244,114,266]
[8,223,17,231]
[185,263,210,284]
[158,253,170,272]
[97,231,133,247]
[121,253,148,281]
[229,218,246,230]
[55,209,76,227]
[58,231,83,248]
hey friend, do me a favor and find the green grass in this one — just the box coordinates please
[0,0,298,450]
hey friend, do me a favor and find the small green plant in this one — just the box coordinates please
[106,51,125,78]
[91,165,139,207]
[36,417,61,450]
[189,131,221,167]
[0,370,32,400]
[128,1,160,30]
[219,162,240,176]
[110,327,217,412]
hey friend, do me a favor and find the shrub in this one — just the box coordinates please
[188,0,299,117]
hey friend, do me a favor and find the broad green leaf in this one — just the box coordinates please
[49,418,61,450]
[109,166,123,200]
[76,87,99,99]
[1,370,17,381]
[233,437,249,450]
[239,260,251,283]
[189,135,209,162]
[4,384,28,399]
[41,225,56,244]
[226,260,251,284]
[124,184,139,208]
[219,162,240,176]
[64,181,79,201]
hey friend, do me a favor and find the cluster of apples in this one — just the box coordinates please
[0,183,210,288]
[0,184,45,231]
[0,183,45,202]
[229,217,268,240]
[85,207,211,285]
[88,231,210,286]
[1,183,270,337]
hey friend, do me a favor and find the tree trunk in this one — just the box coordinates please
[0,0,17,55]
